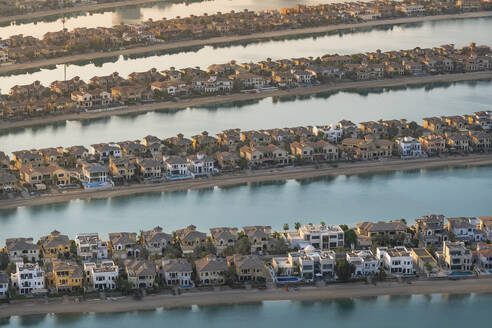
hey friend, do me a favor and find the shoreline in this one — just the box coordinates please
[1,70,491,131]
[1,278,491,318]
[1,154,492,210]
[0,0,172,25]
[1,11,492,75]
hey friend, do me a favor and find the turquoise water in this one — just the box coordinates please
[0,293,490,327]
[2,17,492,90]
[1,80,491,155]
[0,165,491,241]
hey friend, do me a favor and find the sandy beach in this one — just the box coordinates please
[1,11,492,75]
[0,278,491,318]
[1,153,491,210]
[1,70,491,131]
[0,0,169,24]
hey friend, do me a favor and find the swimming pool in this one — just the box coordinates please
[276,277,301,283]
[448,271,474,277]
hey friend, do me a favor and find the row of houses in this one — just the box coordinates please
[1,110,491,192]
[2,41,492,119]
[3,0,490,64]
[1,214,491,297]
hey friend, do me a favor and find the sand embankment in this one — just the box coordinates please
[1,154,491,210]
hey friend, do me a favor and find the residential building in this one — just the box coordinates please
[160,259,193,287]
[227,255,266,282]
[39,230,71,260]
[51,260,83,292]
[446,217,479,242]
[478,216,492,241]
[411,248,438,275]
[419,135,446,154]
[240,144,291,166]
[290,140,338,161]
[187,153,216,176]
[379,247,414,275]
[273,247,336,280]
[141,226,172,256]
[346,250,379,277]
[81,163,108,183]
[441,241,472,271]
[243,226,273,254]
[11,262,45,295]
[312,124,344,143]
[109,157,136,182]
[477,243,492,270]
[341,136,393,160]
[175,225,207,254]
[136,158,162,179]
[396,137,426,158]
[298,224,344,250]
[163,155,189,176]
[84,260,118,290]
[0,272,8,299]
[195,255,227,286]
[108,232,141,259]
[209,227,238,255]
[124,259,156,289]
[74,233,108,261]
[5,237,39,263]
[356,221,407,243]
[415,215,448,246]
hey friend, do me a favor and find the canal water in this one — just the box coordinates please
[1,17,492,90]
[0,164,491,241]
[0,293,490,327]
[1,80,491,155]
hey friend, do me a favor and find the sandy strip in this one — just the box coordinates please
[0,0,171,24]
[1,154,491,210]
[1,278,491,318]
[1,11,492,75]
[1,70,491,131]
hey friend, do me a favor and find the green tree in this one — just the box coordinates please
[235,236,251,255]
[320,221,326,227]
[335,259,355,282]
[339,224,349,232]
[294,222,301,230]
[164,244,182,259]
[0,251,9,270]
[283,223,289,231]
[271,238,289,255]
[344,229,357,249]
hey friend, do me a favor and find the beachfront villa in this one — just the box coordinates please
[160,259,193,287]
[378,247,414,275]
[84,260,119,291]
[440,241,472,272]
[11,263,45,296]
[195,255,227,286]
[50,260,84,292]
[108,232,141,259]
[0,272,8,299]
[124,259,156,289]
[226,255,266,282]
[295,224,344,250]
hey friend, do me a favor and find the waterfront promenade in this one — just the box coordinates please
[1,153,491,210]
[0,278,491,318]
[1,11,491,75]
[1,70,491,131]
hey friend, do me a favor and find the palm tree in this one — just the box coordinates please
[294,222,301,230]
[283,223,289,231]
[320,221,326,226]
